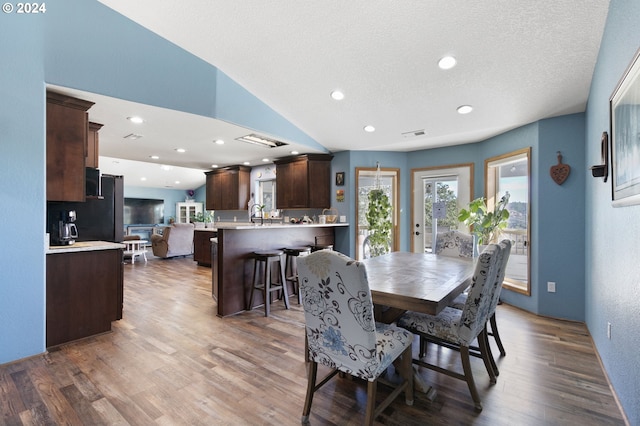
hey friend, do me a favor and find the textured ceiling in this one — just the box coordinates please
[94,0,610,188]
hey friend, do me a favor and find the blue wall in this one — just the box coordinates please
[585,0,640,423]
[0,11,47,364]
[124,186,205,225]
[403,116,586,321]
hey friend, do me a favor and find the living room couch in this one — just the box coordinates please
[150,223,195,258]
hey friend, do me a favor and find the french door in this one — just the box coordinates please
[411,164,473,253]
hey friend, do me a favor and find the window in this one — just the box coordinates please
[485,148,531,295]
[355,167,399,260]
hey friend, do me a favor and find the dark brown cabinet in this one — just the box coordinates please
[86,121,103,169]
[46,248,123,347]
[194,229,217,266]
[275,154,333,208]
[46,92,94,202]
[205,165,251,210]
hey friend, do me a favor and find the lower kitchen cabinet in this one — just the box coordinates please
[46,248,123,347]
[194,229,217,266]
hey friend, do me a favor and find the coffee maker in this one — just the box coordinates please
[52,210,79,245]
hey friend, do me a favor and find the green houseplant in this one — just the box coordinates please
[366,188,392,257]
[458,192,510,245]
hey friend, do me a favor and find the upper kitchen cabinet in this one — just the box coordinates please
[46,92,94,202]
[275,154,333,209]
[205,165,251,210]
[86,121,103,169]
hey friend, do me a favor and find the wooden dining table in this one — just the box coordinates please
[362,251,475,324]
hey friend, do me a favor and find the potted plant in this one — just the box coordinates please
[191,212,207,228]
[458,192,510,249]
[365,188,392,257]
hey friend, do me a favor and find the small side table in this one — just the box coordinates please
[124,239,148,264]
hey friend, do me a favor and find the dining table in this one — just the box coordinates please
[362,251,475,396]
[363,251,475,323]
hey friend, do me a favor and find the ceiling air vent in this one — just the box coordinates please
[401,129,426,138]
[123,133,143,140]
[236,133,287,148]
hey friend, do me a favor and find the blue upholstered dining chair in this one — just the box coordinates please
[450,239,512,377]
[397,243,503,411]
[297,250,414,426]
[434,230,475,258]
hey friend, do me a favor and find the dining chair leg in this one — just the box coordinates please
[489,313,506,356]
[419,336,427,358]
[460,346,483,411]
[482,324,499,377]
[301,361,318,424]
[364,379,377,426]
[477,328,497,384]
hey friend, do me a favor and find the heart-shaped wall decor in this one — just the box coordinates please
[550,152,570,185]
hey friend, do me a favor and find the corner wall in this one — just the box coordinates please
[585,0,640,422]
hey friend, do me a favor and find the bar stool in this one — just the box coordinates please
[283,246,311,304]
[309,235,334,252]
[248,250,290,317]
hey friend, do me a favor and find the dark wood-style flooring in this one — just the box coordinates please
[0,256,628,425]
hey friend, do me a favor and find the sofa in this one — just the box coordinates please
[150,223,195,258]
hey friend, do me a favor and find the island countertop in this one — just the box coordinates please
[198,222,348,231]
[47,240,125,254]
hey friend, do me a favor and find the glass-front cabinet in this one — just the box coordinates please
[176,202,203,224]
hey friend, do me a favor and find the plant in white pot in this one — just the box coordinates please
[365,188,392,258]
[458,192,510,252]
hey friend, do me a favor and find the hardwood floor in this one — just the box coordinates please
[0,256,627,425]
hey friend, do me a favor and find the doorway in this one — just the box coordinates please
[411,164,473,253]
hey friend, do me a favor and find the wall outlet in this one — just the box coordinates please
[547,281,556,292]
[607,322,612,339]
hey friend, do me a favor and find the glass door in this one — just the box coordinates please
[355,167,399,260]
[411,164,473,253]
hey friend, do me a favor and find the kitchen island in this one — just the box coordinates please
[46,241,124,347]
[213,222,348,317]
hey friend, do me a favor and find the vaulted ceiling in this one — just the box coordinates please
[92,1,610,189]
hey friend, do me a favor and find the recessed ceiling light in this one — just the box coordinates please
[243,161,251,166]
[127,116,144,124]
[175,148,186,153]
[214,139,225,145]
[330,90,345,101]
[457,105,473,114]
[160,165,173,171]
[364,125,376,133]
[262,158,269,162]
[149,155,159,160]
[438,56,457,70]
[175,181,180,184]
[140,177,147,181]
[291,150,299,155]
[211,164,219,168]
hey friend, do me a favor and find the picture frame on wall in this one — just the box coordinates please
[335,172,345,186]
[610,47,640,207]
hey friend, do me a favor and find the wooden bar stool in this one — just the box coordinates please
[309,235,333,252]
[248,250,290,317]
[283,246,311,304]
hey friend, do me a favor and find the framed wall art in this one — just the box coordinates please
[335,172,345,186]
[610,47,640,206]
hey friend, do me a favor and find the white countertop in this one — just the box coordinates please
[196,222,349,231]
[47,240,126,254]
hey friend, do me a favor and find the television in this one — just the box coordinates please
[124,198,164,225]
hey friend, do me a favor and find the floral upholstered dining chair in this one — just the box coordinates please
[297,250,413,425]
[397,243,503,411]
[434,230,475,258]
